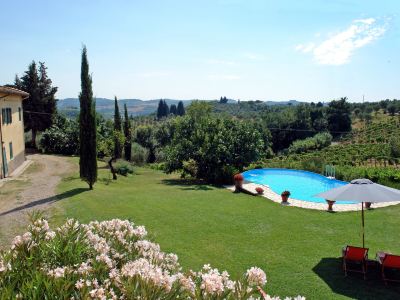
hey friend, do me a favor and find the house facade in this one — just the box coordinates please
[0,86,29,179]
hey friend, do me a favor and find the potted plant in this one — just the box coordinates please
[255,187,264,195]
[326,199,336,211]
[365,202,372,209]
[233,173,244,192]
[281,190,290,203]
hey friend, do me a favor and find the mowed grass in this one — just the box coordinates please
[53,161,400,299]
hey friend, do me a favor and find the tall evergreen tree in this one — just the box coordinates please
[170,104,177,115]
[16,61,57,148]
[163,100,170,116]
[219,96,228,104]
[38,62,57,128]
[123,103,132,161]
[79,46,97,189]
[157,99,164,119]
[177,101,185,116]
[114,96,122,158]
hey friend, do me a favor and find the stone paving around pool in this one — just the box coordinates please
[226,183,400,212]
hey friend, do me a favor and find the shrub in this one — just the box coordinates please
[215,165,239,185]
[39,115,79,155]
[0,216,305,299]
[148,162,166,171]
[114,159,134,176]
[131,143,149,165]
[288,132,332,154]
[300,157,325,174]
[182,159,198,178]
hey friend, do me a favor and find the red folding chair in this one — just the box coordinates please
[377,252,400,285]
[342,245,369,279]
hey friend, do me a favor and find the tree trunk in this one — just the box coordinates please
[108,157,117,180]
[31,129,37,148]
[89,182,93,190]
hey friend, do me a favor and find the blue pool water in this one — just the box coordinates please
[242,168,354,204]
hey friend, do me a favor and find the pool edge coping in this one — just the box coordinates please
[226,183,400,212]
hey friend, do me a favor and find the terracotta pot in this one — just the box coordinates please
[365,202,372,209]
[326,200,335,211]
[281,195,289,203]
[234,180,243,192]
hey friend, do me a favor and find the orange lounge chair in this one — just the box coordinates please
[342,245,369,279]
[377,252,400,285]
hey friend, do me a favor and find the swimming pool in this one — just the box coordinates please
[242,168,354,204]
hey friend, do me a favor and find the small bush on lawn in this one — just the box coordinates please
[114,159,134,176]
[131,143,149,166]
[0,216,305,299]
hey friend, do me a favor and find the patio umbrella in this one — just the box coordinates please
[315,178,400,248]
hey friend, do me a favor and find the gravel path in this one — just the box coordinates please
[0,154,76,247]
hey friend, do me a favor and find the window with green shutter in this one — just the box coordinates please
[1,108,12,124]
[8,108,12,124]
[18,107,22,121]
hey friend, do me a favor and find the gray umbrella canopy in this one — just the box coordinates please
[314,178,400,248]
[315,178,400,203]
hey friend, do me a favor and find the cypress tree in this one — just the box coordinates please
[170,104,177,115]
[123,103,132,161]
[163,100,169,116]
[79,46,97,189]
[114,96,122,158]
[177,101,185,116]
[157,99,164,119]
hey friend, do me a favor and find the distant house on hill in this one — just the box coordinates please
[0,86,29,178]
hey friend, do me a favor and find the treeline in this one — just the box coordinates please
[156,100,185,119]
[261,98,351,151]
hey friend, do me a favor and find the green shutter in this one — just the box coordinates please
[9,142,13,160]
[1,108,5,125]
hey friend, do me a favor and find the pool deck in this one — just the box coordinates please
[226,182,399,212]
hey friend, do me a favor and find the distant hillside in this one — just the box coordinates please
[57,98,194,119]
[57,98,303,119]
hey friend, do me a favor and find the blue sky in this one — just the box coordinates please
[0,0,399,102]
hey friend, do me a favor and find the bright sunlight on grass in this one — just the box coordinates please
[52,161,400,299]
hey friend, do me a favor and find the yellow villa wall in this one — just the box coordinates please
[0,93,26,178]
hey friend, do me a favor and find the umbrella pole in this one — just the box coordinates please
[361,202,365,248]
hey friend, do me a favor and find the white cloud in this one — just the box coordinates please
[207,74,241,80]
[295,43,315,53]
[295,18,388,65]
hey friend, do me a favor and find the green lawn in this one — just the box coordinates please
[52,161,400,299]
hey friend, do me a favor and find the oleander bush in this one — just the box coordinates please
[0,216,305,300]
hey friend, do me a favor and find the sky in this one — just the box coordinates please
[0,0,399,102]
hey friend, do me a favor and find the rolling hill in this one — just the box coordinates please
[57,98,302,118]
